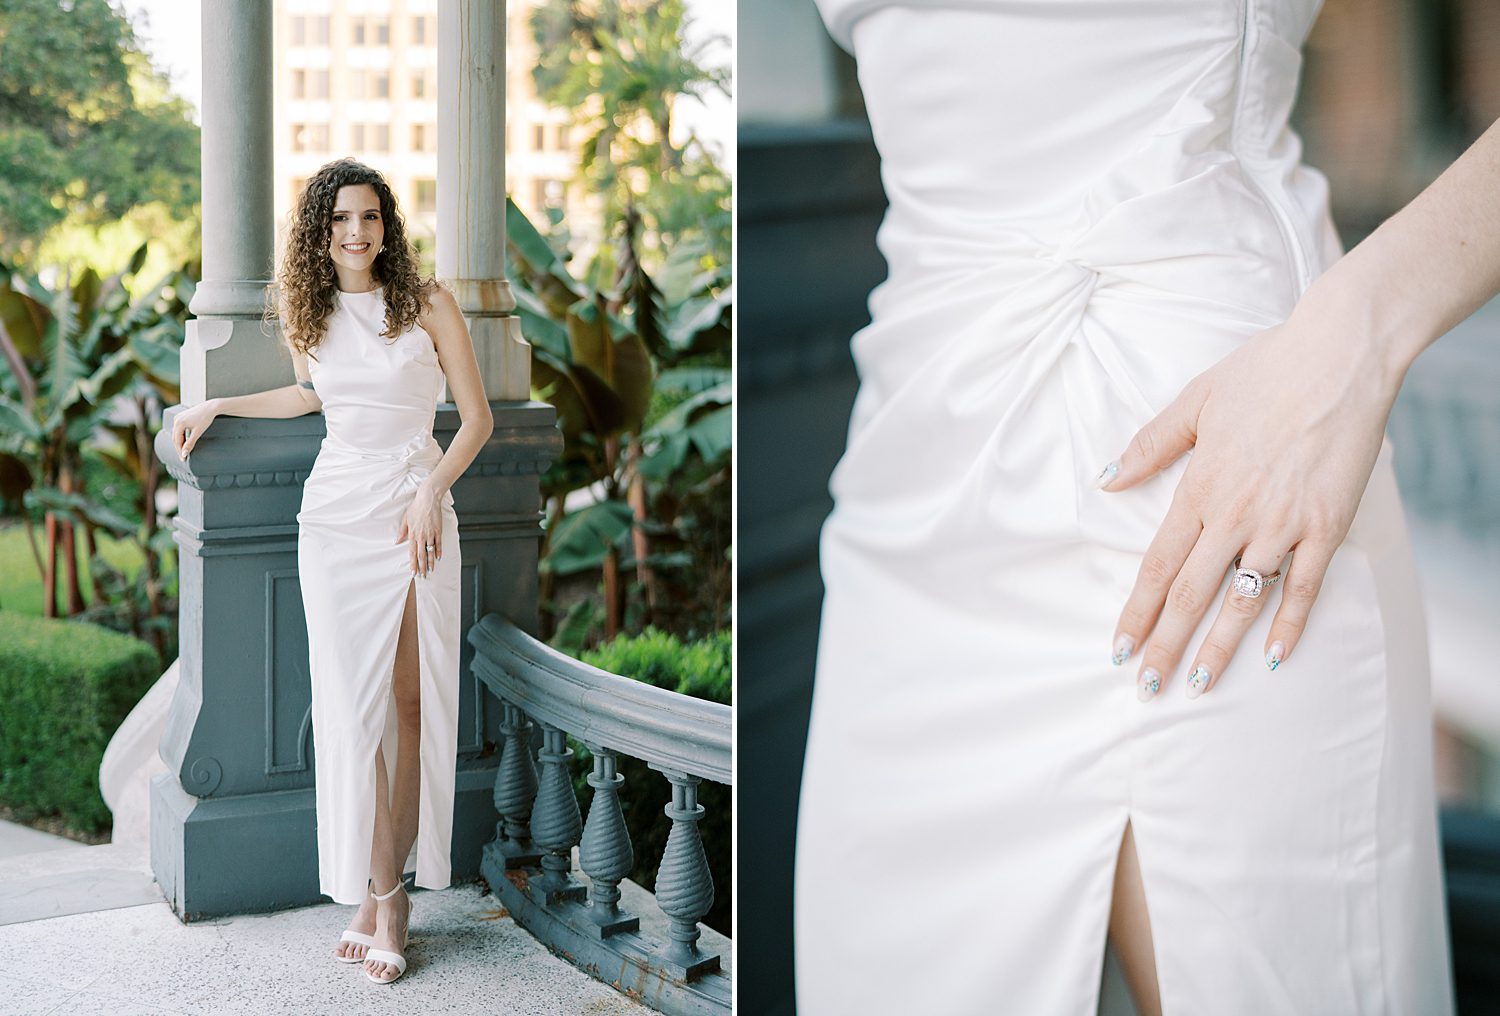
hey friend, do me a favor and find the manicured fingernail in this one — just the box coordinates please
[1186,665,1212,699]
[1111,633,1135,666]
[1266,641,1284,671]
[1137,667,1161,702]
[1094,459,1120,489]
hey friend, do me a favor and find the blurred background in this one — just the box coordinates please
[738,0,1500,1012]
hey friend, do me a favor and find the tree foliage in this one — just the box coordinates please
[0,0,200,267]
[528,0,731,271]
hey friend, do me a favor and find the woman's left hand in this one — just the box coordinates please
[1095,297,1404,701]
[396,487,444,577]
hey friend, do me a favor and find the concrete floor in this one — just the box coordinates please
[0,834,659,1016]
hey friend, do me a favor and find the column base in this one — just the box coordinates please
[149,765,504,920]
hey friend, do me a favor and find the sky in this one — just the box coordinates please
[117,0,734,172]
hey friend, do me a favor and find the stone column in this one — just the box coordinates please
[438,0,532,399]
[151,0,302,921]
[179,1,280,404]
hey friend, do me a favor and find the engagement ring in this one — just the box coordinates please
[1230,554,1284,599]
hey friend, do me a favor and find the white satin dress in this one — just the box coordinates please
[793,0,1455,1012]
[296,285,462,906]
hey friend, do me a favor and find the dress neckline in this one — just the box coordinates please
[338,284,383,297]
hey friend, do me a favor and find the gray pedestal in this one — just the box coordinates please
[149,401,561,919]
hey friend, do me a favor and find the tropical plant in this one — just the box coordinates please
[506,199,730,644]
[0,243,192,660]
[527,0,731,271]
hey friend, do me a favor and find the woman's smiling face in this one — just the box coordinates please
[327,183,385,286]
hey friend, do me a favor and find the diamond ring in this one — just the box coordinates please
[425,543,436,551]
[1230,554,1283,598]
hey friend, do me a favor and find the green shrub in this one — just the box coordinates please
[0,611,160,833]
[568,626,732,936]
[582,626,732,706]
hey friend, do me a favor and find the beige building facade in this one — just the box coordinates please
[271,0,600,266]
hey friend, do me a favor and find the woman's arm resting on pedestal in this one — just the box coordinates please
[171,339,323,460]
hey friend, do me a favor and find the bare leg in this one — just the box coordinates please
[334,578,421,962]
[388,577,423,867]
[365,577,421,981]
[1107,817,1163,1016]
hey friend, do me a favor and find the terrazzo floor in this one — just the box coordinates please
[0,840,660,1016]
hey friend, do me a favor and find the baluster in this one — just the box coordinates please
[491,700,541,867]
[648,764,720,979]
[577,742,640,937]
[528,720,587,905]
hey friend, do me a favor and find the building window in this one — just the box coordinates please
[354,16,391,46]
[351,123,366,150]
[290,123,328,153]
[295,69,329,100]
[352,70,389,100]
[412,123,436,153]
[555,123,568,149]
[291,16,306,46]
[374,123,390,153]
[311,16,329,46]
[413,15,430,46]
[412,67,429,99]
[414,178,436,214]
[533,124,545,151]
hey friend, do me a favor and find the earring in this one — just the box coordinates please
[378,245,385,253]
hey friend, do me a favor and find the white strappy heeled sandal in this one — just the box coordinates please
[363,879,411,985]
[335,879,378,963]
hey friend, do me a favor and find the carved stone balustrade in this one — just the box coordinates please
[468,613,732,1016]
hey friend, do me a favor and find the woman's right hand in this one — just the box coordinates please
[172,401,220,460]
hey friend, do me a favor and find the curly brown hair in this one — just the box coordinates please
[266,157,437,359]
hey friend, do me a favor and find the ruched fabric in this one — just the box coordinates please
[297,286,461,905]
[794,1,1455,1012]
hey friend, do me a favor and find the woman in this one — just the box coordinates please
[171,157,494,986]
[793,0,1498,1012]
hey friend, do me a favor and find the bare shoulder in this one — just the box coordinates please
[418,279,460,321]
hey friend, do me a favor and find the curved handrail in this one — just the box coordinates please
[467,613,732,786]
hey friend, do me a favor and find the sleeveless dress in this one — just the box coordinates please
[296,285,462,906]
[793,1,1456,1012]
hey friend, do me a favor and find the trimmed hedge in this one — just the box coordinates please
[572,626,732,936]
[0,611,160,833]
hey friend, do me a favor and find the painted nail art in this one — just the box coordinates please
[1094,459,1120,489]
[1266,641,1284,671]
[1137,667,1161,702]
[1111,633,1135,666]
[1186,665,1212,699]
